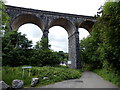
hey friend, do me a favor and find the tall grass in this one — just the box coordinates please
[2,66,81,87]
[0,66,2,81]
[94,69,120,87]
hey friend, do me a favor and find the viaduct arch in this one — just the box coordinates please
[6,5,96,69]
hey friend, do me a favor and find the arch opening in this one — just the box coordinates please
[78,28,90,40]
[18,23,43,46]
[49,26,68,53]
[11,14,44,30]
[79,20,94,33]
[48,18,75,37]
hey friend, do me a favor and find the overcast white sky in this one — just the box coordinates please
[5,0,106,52]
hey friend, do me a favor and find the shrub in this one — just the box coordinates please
[2,66,81,87]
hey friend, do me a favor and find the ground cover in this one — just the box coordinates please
[94,69,120,87]
[2,66,81,87]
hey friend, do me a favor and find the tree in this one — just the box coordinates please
[32,38,61,67]
[2,30,32,49]
[57,51,68,63]
[0,0,10,32]
[35,38,51,50]
[2,30,62,67]
[0,0,10,67]
[80,36,102,70]
[2,30,33,66]
[80,1,120,72]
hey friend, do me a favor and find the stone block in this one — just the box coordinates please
[31,78,39,87]
[12,80,24,88]
[0,81,10,89]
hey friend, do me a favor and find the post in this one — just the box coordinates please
[29,69,30,77]
[22,69,24,77]
[68,31,81,69]
[22,66,32,77]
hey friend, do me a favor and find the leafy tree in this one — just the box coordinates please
[35,38,51,50]
[35,49,61,66]
[30,50,61,67]
[80,1,120,72]
[0,0,10,32]
[80,36,102,70]
[2,30,33,66]
[32,38,61,67]
[2,30,32,49]
[2,30,61,67]
[57,51,68,63]
[0,0,10,68]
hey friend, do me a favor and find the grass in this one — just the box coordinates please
[94,68,120,87]
[2,66,82,88]
[0,67,2,81]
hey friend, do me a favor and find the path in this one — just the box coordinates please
[40,71,119,88]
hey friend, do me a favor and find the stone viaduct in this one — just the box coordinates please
[6,5,96,69]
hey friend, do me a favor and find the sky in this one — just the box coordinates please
[5,0,106,52]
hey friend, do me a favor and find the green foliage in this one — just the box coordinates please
[80,36,102,70]
[2,66,81,87]
[2,30,62,67]
[34,38,68,66]
[97,2,120,71]
[80,1,120,71]
[94,69,120,87]
[3,30,32,49]
[35,38,50,50]
[57,51,68,63]
[30,49,61,67]
[80,1,120,86]
[0,0,10,31]
[2,30,33,66]
[103,2,120,15]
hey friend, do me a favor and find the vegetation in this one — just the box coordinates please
[2,66,81,87]
[1,0,120,88]
[0,0,10,82]
[80,1,120,87]
[94,69,120,87]
[1,1,70,87]
[35,38,50,50]
[2,30,68,67]
[0,0,10,31]
[2,30,32,66]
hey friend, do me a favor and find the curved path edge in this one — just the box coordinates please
[40,71,119,88]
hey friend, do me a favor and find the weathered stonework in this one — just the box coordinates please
[6,5,96,69]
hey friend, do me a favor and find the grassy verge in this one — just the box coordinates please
[94,69,120,87]
[2,66,81,87]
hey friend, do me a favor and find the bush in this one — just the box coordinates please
[2,31,62,67]
[80,2,120,86]
[2,66,82,87]
[80,1,120,71]
[29,49,61,67]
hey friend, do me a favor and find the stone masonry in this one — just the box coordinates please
[6,5,96,69]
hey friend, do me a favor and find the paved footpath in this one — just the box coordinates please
[40,71,119,88]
